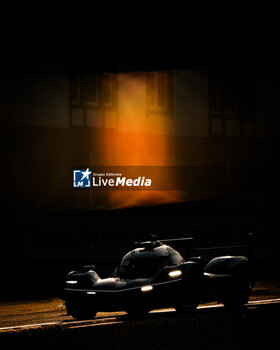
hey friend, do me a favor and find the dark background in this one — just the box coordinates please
[0,1,280,299]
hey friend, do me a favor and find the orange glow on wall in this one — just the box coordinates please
[91,71,183,209]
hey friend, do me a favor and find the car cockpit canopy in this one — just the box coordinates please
[116,240,185,279]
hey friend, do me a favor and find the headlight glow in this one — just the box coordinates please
[168,270,182,278]
[141,285,154,292]
[66,280,78,284]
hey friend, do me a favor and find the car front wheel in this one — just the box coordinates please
[65,297,97,320]
[175,302,198,315]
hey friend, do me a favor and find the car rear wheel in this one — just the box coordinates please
[221,265,251,308]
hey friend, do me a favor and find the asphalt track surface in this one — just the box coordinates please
[0,281,279,350]
[0,280,279,331]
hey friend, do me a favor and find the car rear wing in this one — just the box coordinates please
[190,232,254,261]
[134,236,195,252]
[136,233,255,262]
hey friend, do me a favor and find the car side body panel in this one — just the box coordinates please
[63,239,254,317]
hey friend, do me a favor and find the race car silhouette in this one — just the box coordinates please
[63,235,254,319]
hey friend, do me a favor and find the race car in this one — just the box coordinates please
[63,235,254,319]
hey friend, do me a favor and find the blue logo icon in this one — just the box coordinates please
[73,168,91,188]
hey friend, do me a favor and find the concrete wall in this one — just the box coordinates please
[1,69,210,137]
[173,69,209,137]
[1,66,278,213]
